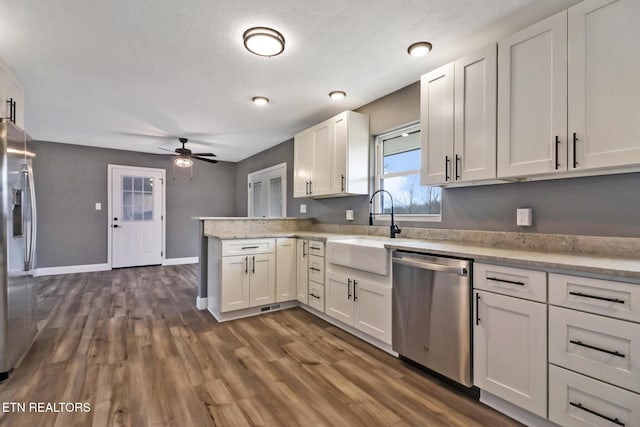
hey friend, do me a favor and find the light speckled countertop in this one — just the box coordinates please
[205,232,640,281]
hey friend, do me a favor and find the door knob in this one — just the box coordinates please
[113,217,118,221]
[113,224,120,228]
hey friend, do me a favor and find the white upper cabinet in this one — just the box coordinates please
[568,0,640,170]
[497,11,568,178]
[0,59,9,121]
[0,56,25,131]
[293,110,369,198]
[421,45,497,186]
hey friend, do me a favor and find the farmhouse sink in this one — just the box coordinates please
[326,237,390,275]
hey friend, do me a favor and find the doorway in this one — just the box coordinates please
[108,165,165,268]
[248,162,286,217]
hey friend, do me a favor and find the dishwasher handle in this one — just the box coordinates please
[392,257,468,276]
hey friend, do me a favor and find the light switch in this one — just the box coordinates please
[299,204,307,214]
[516,208,532,226]
[345,209,354,221]
[95,202,102,211]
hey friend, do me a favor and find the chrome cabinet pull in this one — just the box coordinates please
[241,246,259,250]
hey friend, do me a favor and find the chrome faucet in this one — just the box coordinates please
[369,189,401,238]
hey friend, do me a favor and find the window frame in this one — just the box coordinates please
[373,122,442,223]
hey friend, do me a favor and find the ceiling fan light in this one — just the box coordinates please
[252,96,270,106]
[174,156,193,168]
[407,41,433,57]
[329,90,346,100]
[243,27,285,57]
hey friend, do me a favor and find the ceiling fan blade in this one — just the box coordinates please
[193,156,218,164]
[158,147,177,153]
[191,152,217,157]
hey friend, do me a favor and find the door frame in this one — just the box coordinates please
[107,164,166,269]
[247,162,287,217]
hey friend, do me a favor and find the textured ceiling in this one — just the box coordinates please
[0,0,579,161]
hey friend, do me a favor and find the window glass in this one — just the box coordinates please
[122,175,154,221]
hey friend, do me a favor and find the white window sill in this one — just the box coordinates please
[373,214,442,223]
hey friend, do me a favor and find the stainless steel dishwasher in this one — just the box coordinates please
[392,251,472,387]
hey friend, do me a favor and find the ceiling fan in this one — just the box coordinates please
[160,137,218,167]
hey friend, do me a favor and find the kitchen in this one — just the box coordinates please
[0,0,639,426]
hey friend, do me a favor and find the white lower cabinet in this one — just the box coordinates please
[473,290,547,417]
[276,238,296,302]
[220,252,275,313]
[549,364,640,427]
[308,281,325,312]
[296,239,309,304]
[326,271,392,344]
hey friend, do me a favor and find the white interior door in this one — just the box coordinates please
[111,166,164,268]
[248,163,286,217]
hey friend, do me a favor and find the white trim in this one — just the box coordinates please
[107,164,166,269]
[33,263,111,277]
[247,162,287,217]
[196,296,208,310]
[162,256,199,266]
[480,391,557,427]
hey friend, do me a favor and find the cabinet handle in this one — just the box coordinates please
[475,293,480,325]
[302,241,307,257]
[455,155,460,180]
[568,291,625,304]
[309,180,312,195]
[445,156,450,181]
[309,267,320,272]
[569,402,624,426]
[252,256,255,274]
[341,174,345,192]
[309,246,320,251]
[572,132,578,168]
[555,135,561,170]
[241,246,259,250]
[245,256,248,274]
[569,340,625,358]
[310,293,320,300]
[12,100,16,124]
[353,280,358,301]
[486,277,525,286]
[347,279,352,300]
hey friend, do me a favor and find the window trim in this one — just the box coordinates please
[373,123,442,223]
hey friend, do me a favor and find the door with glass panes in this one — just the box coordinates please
[111,166,164,268]
[248,163,286,217]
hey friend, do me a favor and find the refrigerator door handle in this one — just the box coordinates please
[26,162,37,272]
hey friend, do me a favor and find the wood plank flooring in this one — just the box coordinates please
[0,265,521,427]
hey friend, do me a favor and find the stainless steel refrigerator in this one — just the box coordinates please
[0,118,37,380]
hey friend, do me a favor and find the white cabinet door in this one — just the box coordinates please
[330,111,348,194]
[221,255,250,312]
[249,253,275,307]
[497,11,567,178]
[353,279,391,344]
[296,239,309,304]
[420,62,454,185]
[473,290,547,417]
[276,238,296,302]
[293,129,313,198]
[325,272,354,325]
[310,121,332,196]
[0,59,9,120]
[7,74,24,130]
[454,44,497,182]
[568,0,640,170]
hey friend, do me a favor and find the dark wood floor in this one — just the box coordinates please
[0,265,520,427]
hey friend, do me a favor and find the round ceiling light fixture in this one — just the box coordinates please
[329,90,347,100]
[252,96,270,106]
[243,27,285,57]
[407,41,433,57]
[174,156,193,168]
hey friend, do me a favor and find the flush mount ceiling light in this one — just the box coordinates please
[329,90,347,100]
[243,27,285,57]
[174,156,193,168]
[252,96,270,106]
[407,41,433,57]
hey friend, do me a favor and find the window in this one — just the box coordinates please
[248,163,287,217]
[374,124,441,221]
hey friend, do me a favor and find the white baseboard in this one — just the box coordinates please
[196,296,208,310]
[480,391,559,427]
[162,256,199,266]
[33,263,111,277]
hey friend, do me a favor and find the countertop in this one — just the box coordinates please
[205,232,640,281]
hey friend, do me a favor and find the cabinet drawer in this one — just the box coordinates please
[308,240,325,257]
[309,255,324,284]
[308,282,324,312]
[549,364,640,427]
[549,273,640,323]
[550,306,640,393]
[474,263,546,302]
[221,239,275,256]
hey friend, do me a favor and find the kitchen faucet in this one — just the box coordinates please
[369,189,401,238]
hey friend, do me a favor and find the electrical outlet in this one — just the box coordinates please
[517,208,533,226]
[300,204,307,214]
[345,209,354,221]
[95,202,102,211]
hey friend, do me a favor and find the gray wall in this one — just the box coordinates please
[236,82,640,238]
[32,141,236,268]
